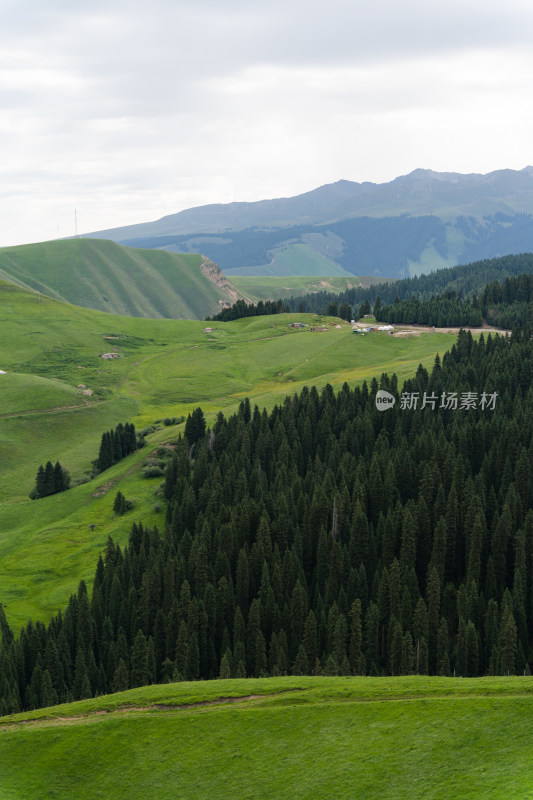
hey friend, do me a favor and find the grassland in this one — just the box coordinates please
[0,238,243,319]
[223,242,354,277]
[0,279,465,629]
[231,274,388,302]
[1,676,532,799]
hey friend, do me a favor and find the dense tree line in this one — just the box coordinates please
[207,299,289,323]
[2,329,533,712]
[209,255,533,327]
[378,295,483,327]
[285,253,533,317]
[93,423,139,475]
[481,274,533,330]
[30,461,70,499]
[375,274,533,330]
[184,408,206,447]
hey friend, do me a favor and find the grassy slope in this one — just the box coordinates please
[0,281,461,628]
[1,676,532,799]
[224,243,354,277]
[231,274,389,302]
[0,239,241,319]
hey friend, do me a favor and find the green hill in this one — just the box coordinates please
[0,280,456,629]
[0,238,245,319]
[1,676,532,799]
[229,274,390,302]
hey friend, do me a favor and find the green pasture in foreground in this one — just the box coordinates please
[0,280,463,628]
[1,676,532,799]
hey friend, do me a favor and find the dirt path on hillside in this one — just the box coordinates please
[392,323,510,336]
[0,690,305,731]
[0,400,102,419]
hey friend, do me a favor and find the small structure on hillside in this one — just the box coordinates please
[310,326,328,332]
[100,352,120,360]
[289,322,306,328]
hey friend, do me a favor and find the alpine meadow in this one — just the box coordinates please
[5,0,533,788]
[2,232,533,798]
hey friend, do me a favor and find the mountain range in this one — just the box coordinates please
[82,167,533,279]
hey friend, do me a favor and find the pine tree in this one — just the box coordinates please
[219,650,232,679]
[73,648,91,700]
[53,461,65,494]
[388,619,403,676]
[130,630,150,688]
[35,464,46,498]
[113,658,129,692]
[43,461,55,497]
[186,632,200,681]
[348,599,363,674]
[499,610,517,675]
[40,669,58,708]
[401,632,414,674]
[113,491,127,515]
[363,602,380,675]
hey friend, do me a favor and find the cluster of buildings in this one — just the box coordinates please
[352,324,394,335]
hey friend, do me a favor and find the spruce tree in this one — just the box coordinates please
[73,648,92,701]
[130,630,150,688]
[113,658,129,692]
[113,491,127,516]
[35,465,46,498]
[43,461,55,497]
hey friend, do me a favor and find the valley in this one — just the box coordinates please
[0,243,531,800]
[5,0,533,791]
[0,280,456,630]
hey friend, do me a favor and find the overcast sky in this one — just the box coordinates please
[2,0,533,246]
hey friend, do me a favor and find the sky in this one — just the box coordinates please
[2,0,533,246]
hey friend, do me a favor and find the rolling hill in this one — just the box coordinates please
[1,676,532,799]
[81,167,533,278]
[0,238,248,319]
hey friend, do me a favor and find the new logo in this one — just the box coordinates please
[375,390,396,411]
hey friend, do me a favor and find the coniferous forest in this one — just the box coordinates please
[30,461,70,499]
[2,329,533,713]
[93,422,139,475]
[210,258,533,331]
[285,253,533,315]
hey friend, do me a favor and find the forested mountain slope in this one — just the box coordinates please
[2,329,532,714]
[286,252,533,315]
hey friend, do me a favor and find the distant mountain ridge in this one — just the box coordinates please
[82,167,533,279]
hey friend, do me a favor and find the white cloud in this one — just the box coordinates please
[2,1,533,244]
